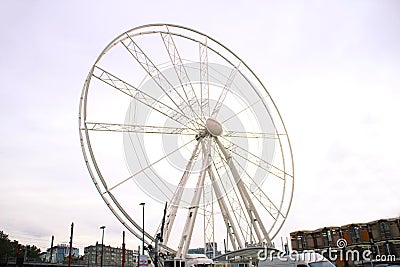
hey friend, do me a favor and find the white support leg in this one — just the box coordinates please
[214,137,272,246]
[206,166,243,250]
[163,141,201,244]
[176,139,211,259]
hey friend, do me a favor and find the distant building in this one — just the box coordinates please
[39,252,47,262]
[188,247,205,254]
[205,242,222,259]
[290,217,400,267]
[188,242,221,259]
[83,244,137,267]
[45,244,79,263]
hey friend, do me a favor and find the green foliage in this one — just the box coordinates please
[0,230,14,258]
[25,245,42,260]
[0,231,8,240]
[0,230,41,260]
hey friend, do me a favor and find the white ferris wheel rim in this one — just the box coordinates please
[79,23,294,255]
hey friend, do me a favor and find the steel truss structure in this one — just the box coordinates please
[79,24,294,259]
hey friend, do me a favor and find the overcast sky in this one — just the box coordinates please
[1,0,399,254]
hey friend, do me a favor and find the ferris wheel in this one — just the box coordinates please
[79,24,294,259]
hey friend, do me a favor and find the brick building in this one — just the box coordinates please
[290,217,400,267]
[83,244,137,267]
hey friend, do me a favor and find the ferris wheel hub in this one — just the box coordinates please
[205,118,223,136]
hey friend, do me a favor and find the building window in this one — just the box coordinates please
[296,236,303,249]
[322,230,332,247]
[352,226,361,243]
[379,222,391,239]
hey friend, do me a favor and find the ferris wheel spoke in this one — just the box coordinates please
[231,157,284,220]
[121,35,203,125]
[160,27,204,122]
[92,65,138,97]
[126,126,176,201]
[220,98,263,124]
[92,66,195,129]
[199,41,210,117]
[219,136,292,180]
[224,130,286,139]
[84,121,195,135]
[105,138,196,193]
[211,65,240,118]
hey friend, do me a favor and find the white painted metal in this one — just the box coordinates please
[199,41,210,117]
[205,118,223,136]
[203,185,215,258]
[163,141,201,244]
[176,139,211,259]
[206,165,242,250]
[214,137,272,246]
[80,24,294,259]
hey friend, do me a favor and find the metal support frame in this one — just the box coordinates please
[211,65,239,118]
[79,24,294,258]
[199,41,210,117]
[214,137,272,245]
[161,26,202,121]
[176,139,211,259]
[203,183,215,259]
[121,34,203,124]
[163,141,201,244]
[206,166,242,250]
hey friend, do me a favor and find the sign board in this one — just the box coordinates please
[139,255,148,267]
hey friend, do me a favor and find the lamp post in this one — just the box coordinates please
[95,241,98,267]
[100,226,106,267]
[226,222,230,253]
[139,203,145,255]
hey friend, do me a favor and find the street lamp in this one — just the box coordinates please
[100,226,106,267]
[139,203,145,255]
[226,222,230,253]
